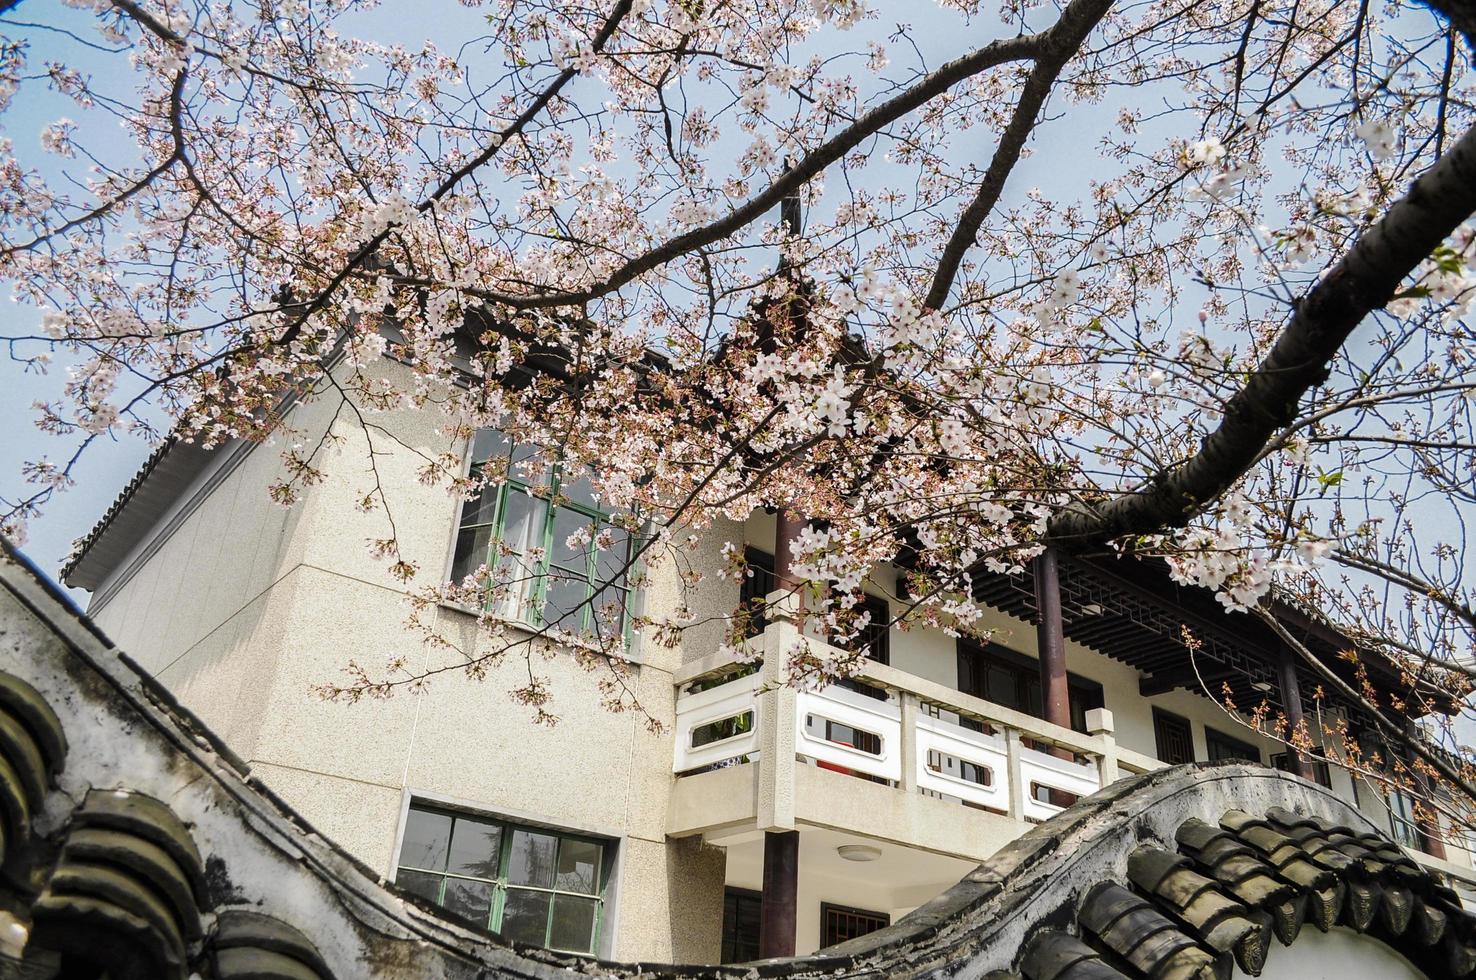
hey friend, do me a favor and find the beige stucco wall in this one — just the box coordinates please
[83,358,730,963]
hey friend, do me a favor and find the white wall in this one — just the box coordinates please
[737,516,1291,768]
[78,352,1454,965]
[1245,926,1422,979]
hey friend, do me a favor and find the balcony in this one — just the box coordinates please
[667,602,1165,860]
[666,599,1476,952]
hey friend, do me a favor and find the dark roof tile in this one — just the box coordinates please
[1173,818,1304,946]
[1022,931,1131,980]
[1415,898,1449,946]
[1040,803,1476,980]
[1079,884,1218,979]
[1125,847,1270,974]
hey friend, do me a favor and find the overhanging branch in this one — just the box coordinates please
[480,31,1048,310]
[1046,122,1476,551]
[925,0,1114,310]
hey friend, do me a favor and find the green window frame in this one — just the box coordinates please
[393,804,609,954]
[449,430,636,636]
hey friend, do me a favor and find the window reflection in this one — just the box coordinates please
[448,432,638,636]
[393,806,606,955]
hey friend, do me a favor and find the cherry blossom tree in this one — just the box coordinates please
[3,0,1476,836]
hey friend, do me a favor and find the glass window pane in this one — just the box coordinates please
[472,429,510,464]
[542,569,590,629]
[559,469,600,510]
[507,829,558,887]
[494,551,540,621]
[447,818,503,879]
[552,507,593,567]
[590,586,629,635]
[499,887,553,946]
[442,877,494,928]
[459,480,499,528]
[499,489,548,555]
[555,839,601,894]
[395,868,442,903]
[986,666,1016,708]
[399,809,452,871]
[594,528,630,585]
[450,525,495,585]
[509,442,546,481]
[549,895,598,953]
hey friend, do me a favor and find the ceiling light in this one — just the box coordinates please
[1251,681,1273,693]
[837,844,882,863]
[1079,603,1104,616]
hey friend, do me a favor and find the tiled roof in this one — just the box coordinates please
[59,434,222,591]
[1019,806,1476,980]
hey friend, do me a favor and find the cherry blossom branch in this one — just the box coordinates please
[1256,608,1476,816]
[1328,548,1476,636]
[477,31,1047,310]
[107,0,184,45]
[1422,0,1476,46]
[1048,122,1476,549]
[924,0,1114,310]
[0,69,188,261]
[272,0,638,351]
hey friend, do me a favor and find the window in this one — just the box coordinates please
[1205,726,1261,764]
[820,902,890,948]
[836,592,892,701]
[450,430,636,634]
[1389,789,1422,849]
[837,592,891,664]
[1153,709,1195,765]
[955,641,1104,733]
[807,714,883,756]
[394,805,608,954]
[739,548,776,638]
[721,887,762,963]
[1270,751,1332,787]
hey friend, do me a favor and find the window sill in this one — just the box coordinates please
[435,601,645,666]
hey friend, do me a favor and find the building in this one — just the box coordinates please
[4,543,1475,979]
[54,347,1476,966]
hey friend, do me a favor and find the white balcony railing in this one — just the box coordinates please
[672,598,1165,827]
[671,599,1476,893]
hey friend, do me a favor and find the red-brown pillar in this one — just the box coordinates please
[1406,725,1449,859]
[759,830,799,958]
[1418,810,1449,859]
[759,510,805,958]
[1033,548,1071,731]
[1034,549,1076,809]
[1276,647,1309,779]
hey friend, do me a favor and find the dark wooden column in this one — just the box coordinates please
[774,509,805,590]
[759,510,805,958]
[1417,800,1449,859]
[1033,548,1071,731]
[1033,549,1076,808]
[759,830,799,957]
[1276,647,1309,779]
